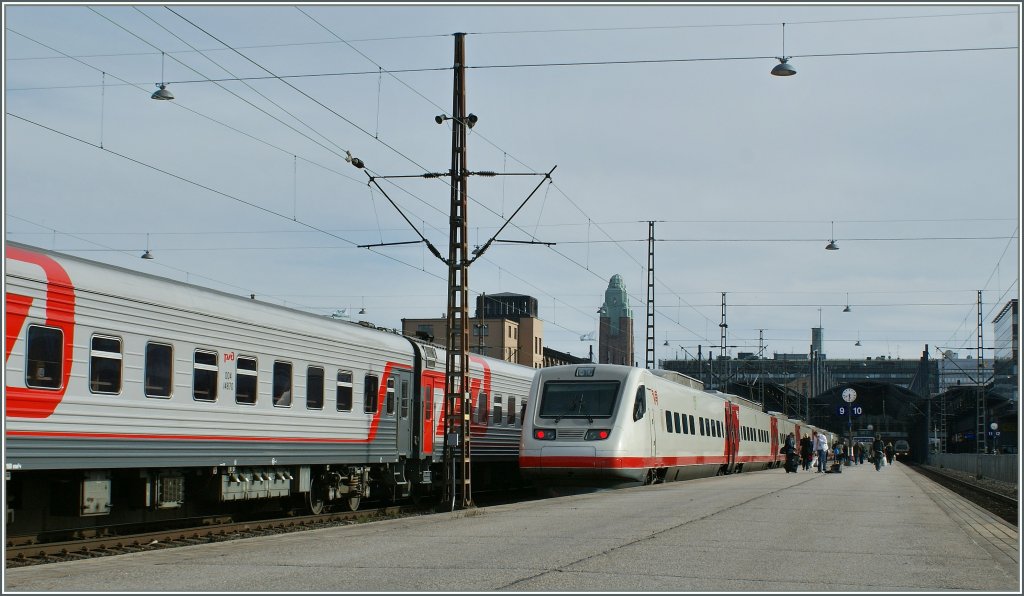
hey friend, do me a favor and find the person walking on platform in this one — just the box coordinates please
[814,431,829,473]
[872,434,885,471]
[783,432,798,473]
[884,441,895,465]
[852,441,862,465]
[800,433,814,471]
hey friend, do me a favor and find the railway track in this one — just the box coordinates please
[5,505,429,568]
[907,462,1018,526]
[5,486,540,568]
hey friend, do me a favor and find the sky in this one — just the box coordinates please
[3,2,1021,365]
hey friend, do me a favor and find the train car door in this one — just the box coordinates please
[725,402,740,471]
[418,375,438,458]
[396,370,413,457]
[648,387,657,459]
[770,417,779,464]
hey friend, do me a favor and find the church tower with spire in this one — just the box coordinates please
[598,274,634,365]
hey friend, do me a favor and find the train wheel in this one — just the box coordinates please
[308,475,326,515]
[643,469,655,485]
[346,494,361,511]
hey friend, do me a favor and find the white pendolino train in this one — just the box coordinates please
[4,242,536,534]
[519,364,836,488]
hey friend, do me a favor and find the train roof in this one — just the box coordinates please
[6,242,535,375]
[649,369,704,390]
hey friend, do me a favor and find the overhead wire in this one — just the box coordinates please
[8,8,1015,350]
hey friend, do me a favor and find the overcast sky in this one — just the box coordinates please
[4,2,1020,365]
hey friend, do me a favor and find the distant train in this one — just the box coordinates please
[4,242,536,535]
[519,364,836,488]
[894,440,910,458]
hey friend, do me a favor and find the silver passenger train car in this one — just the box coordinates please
[519,364,835,488]
[4,242,535,533]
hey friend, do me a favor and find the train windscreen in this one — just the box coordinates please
[538,381,620,420]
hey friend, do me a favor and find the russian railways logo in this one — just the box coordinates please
[5,246,76,418]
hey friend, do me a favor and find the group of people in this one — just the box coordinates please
[782,431,896,473]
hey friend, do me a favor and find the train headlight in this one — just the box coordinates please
[585,429,611,441]
[534,429,556,441]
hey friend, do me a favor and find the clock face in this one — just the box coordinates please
[842,388,857,403]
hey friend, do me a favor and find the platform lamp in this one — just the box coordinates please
[141,233,154,260]
[151,52,174,100]
[825,221,839,250]
[770,23,797,76]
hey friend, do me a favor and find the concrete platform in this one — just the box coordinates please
[4,461,1019,592]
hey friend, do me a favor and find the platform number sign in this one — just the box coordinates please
[837,404,864,417]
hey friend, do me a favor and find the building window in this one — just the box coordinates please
[89,335,122,394]
[307,366,324,410]
[192,350,218,401]
[145,342,173,398]
[25,325,62,389]
[235,357,258,405]
[337,370,353,411]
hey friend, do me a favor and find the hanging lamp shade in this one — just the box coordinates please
[151,84,174,100]
[825,240,839,251]
[843,305,851,313]
[771,58,797,76]
[141,249,154,260]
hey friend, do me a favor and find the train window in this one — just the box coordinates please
[306,366,324,410]
[519,399,527,426]
[89,335,122,394]
[235,357,258,405]
[682,413,689,434]
[632,386,646,421]
[400,380,410,419]
[192,350,218,401]
[385,377,396,415]
[25,325,63,389]
[539,381,618,419]
[146,342,173,398]
[507,396,515,425]
[699,418,705,436]
[363,374,379,413]
[273,361,293,407]
[665,411,673,432]
[337,370,353,411]
[479,392,490,424]
[492,399,502,425]
[717,420,723,437]
[673,412,681,434]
